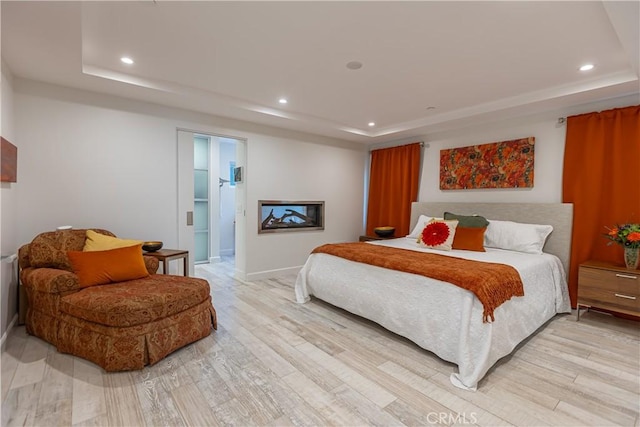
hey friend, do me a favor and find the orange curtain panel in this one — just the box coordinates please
[562,105,640,307]
[366,143,422,236]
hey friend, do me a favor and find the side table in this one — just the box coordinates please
[144,249,189,277]
[359,235,396,242]
[577,260,639,320]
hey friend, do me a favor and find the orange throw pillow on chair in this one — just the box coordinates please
[67,244,149,288]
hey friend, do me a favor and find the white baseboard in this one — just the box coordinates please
[208,256,222,264]
[220,249,235,256]
[245,266,303,282]
[0,314,18,350]
[234,268,247,282]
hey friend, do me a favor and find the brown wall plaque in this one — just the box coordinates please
[1,137,17,182]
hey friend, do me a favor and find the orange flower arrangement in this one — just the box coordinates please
[604,223,640,249]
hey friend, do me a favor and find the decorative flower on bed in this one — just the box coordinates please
[604,223,640,249]
[421,221,450,246]
[417,219,459,251]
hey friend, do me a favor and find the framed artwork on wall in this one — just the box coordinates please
[439,137,534,190]
[229,161,236,186]
[1,137,17,183]
[233,166,243,184]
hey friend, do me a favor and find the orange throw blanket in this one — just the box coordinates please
[312,242,524,322]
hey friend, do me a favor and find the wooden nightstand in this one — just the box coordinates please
[577,260,639,320]
[359,235,395,242]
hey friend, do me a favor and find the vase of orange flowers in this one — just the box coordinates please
[605,223,640,269]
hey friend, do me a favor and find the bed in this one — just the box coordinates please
[295,202,573,390]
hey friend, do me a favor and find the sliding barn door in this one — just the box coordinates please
[177,129,195,276]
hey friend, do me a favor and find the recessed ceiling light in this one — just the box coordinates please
[368,122,375,127]
[346,61,363,70]
[579,64,594,71]
[279,98,288,104]
[120,57,134,65]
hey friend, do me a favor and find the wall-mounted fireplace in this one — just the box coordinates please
[259,200,324,234]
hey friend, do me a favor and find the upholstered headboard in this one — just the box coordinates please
[410,202,573,274]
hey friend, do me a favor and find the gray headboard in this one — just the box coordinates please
[410,202,573,274]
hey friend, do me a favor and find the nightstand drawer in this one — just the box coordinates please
[579,266,639,293]
[578,286,639,311]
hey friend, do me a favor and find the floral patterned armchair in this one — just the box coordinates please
[19,229,217,371]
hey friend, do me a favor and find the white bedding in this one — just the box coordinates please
[294,237,571,390]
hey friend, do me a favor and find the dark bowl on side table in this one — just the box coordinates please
[142,241,163,252]
[373,226,395,238]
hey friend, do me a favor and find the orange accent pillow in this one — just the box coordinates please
[67,244,149,288]
[452,226,487,252]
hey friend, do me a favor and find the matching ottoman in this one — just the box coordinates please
[55,274,217,371]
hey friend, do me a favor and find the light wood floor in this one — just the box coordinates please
[2,258,639,427]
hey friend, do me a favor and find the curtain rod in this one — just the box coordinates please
[370,141,427,152]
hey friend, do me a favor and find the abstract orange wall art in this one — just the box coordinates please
[440,137,534,190]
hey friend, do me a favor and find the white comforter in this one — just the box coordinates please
[295,237,571,390]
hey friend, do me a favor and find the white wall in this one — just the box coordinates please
[15,87,179,245]
[1,61,18,341]
[374,94,639,206]
[245,136,366,280]
[420,118,566,203]
[13,79,365,280]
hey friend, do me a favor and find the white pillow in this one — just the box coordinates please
[484,219,553,255]
[407,215,443,238]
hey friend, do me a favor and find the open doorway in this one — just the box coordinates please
[178,129,246,277]
[217,137,238,263]
[193,135,240,265]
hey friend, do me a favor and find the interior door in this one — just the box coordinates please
[177,129,195,276]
